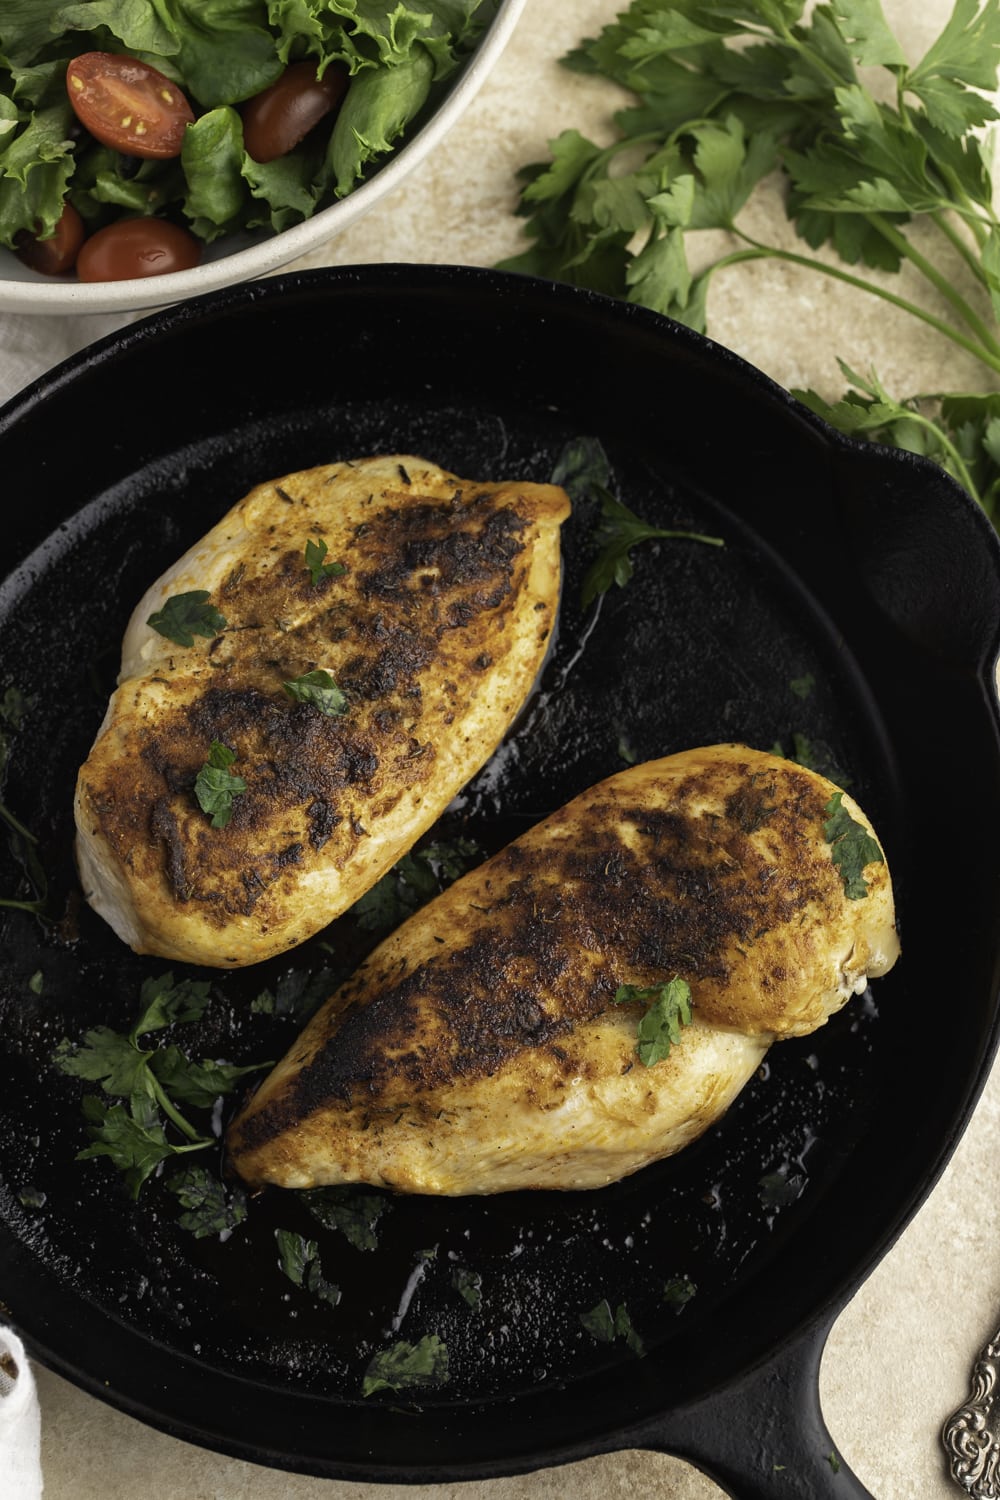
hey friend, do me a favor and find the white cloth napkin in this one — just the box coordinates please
[0,309,129,406]
[0,1329,42,1499]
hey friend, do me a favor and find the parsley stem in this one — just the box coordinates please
[930,211,990,289]
[887,410,983,508]
[734,230,1000,376]
[867,214,1000,359]
[0,897,45,914]
[0,801,38,844]
[146,1071,206,1144]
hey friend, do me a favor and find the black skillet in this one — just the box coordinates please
[1,265,999,1499]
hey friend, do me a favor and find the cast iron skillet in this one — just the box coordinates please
[1,265,999,1499]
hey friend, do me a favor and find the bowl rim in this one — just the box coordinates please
[0,0,527,317]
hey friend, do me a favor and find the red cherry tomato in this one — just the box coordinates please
[65,52,194,160]
[76,218,201,282]
[14,202,86,276]
[242,61,348,163]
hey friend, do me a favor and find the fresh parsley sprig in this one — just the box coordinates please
[582,486,726,607]
[612,976,693,1065]
[53,971,268,1198]
[504,0,1000,520]
[552,437,724,605]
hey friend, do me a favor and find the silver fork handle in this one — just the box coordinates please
[944,1332,1000,1496]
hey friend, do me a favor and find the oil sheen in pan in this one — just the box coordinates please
[0,396,897,1404]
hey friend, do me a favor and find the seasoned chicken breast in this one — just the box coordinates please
[74,454,570,968]
[226,744,899,1194]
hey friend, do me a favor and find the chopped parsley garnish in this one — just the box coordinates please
[304,537,347,586]
[663,1275,697,1309]
[579,1299,645,1358]
[771,733,850,788]
[299,1185,389,1251]
[351,837,481,934]
[53,971,268,1199]
[274,1228,341,1307]
[550,434,613,500]
[147,590,227,647]
[823,791,884,899]
[167,1164,248,1240]
[250,965,339,1024]
[361,1334,449,1398]
[194,740,247,828]
[451,1267,483,1311]
[612,977,693,1066]
[758,1169,806,1211]
[283,668,347,716]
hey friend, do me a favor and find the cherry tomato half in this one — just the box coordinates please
[76,218,201,282]
[66,52,195,160]
[242,61,348,164]
[14,202,86,276]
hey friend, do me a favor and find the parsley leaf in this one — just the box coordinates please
[53,1027,151,1097]
[194,740,247,828]
[283,668,347,716]
[823,790,885,898]
[612,977,693,1065]
[579,1299,645,1358]
[275,1228,341,1307]
[361,1334,449,1397]
[167,1164,248,1239]
[452,1267,483,1311]
[351,837,481,934]
[152,1047,266,1109]
[299,1185,389,1251]
[147,590,227,647]
[133,972,212,1035]
[550,435,613,500]
[759,1168,806,1209]
[581,486,724,608]
[304,537,347,586]
[663,1275,697,1309]
[76,1093,184,1199]
[250,964,338,1023]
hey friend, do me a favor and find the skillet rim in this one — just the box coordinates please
[1,262,999,1481]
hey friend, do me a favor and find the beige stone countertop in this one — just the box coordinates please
[27,1,1000,1497]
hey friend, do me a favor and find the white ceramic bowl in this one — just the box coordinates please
[0,0,525,317]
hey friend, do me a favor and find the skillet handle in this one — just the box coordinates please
[632,1310,872,1500]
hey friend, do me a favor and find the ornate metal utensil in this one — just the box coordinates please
[945,1333,1000,1496]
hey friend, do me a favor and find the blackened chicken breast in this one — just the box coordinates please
[74,454,570,967]
[227,744,899,1193]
